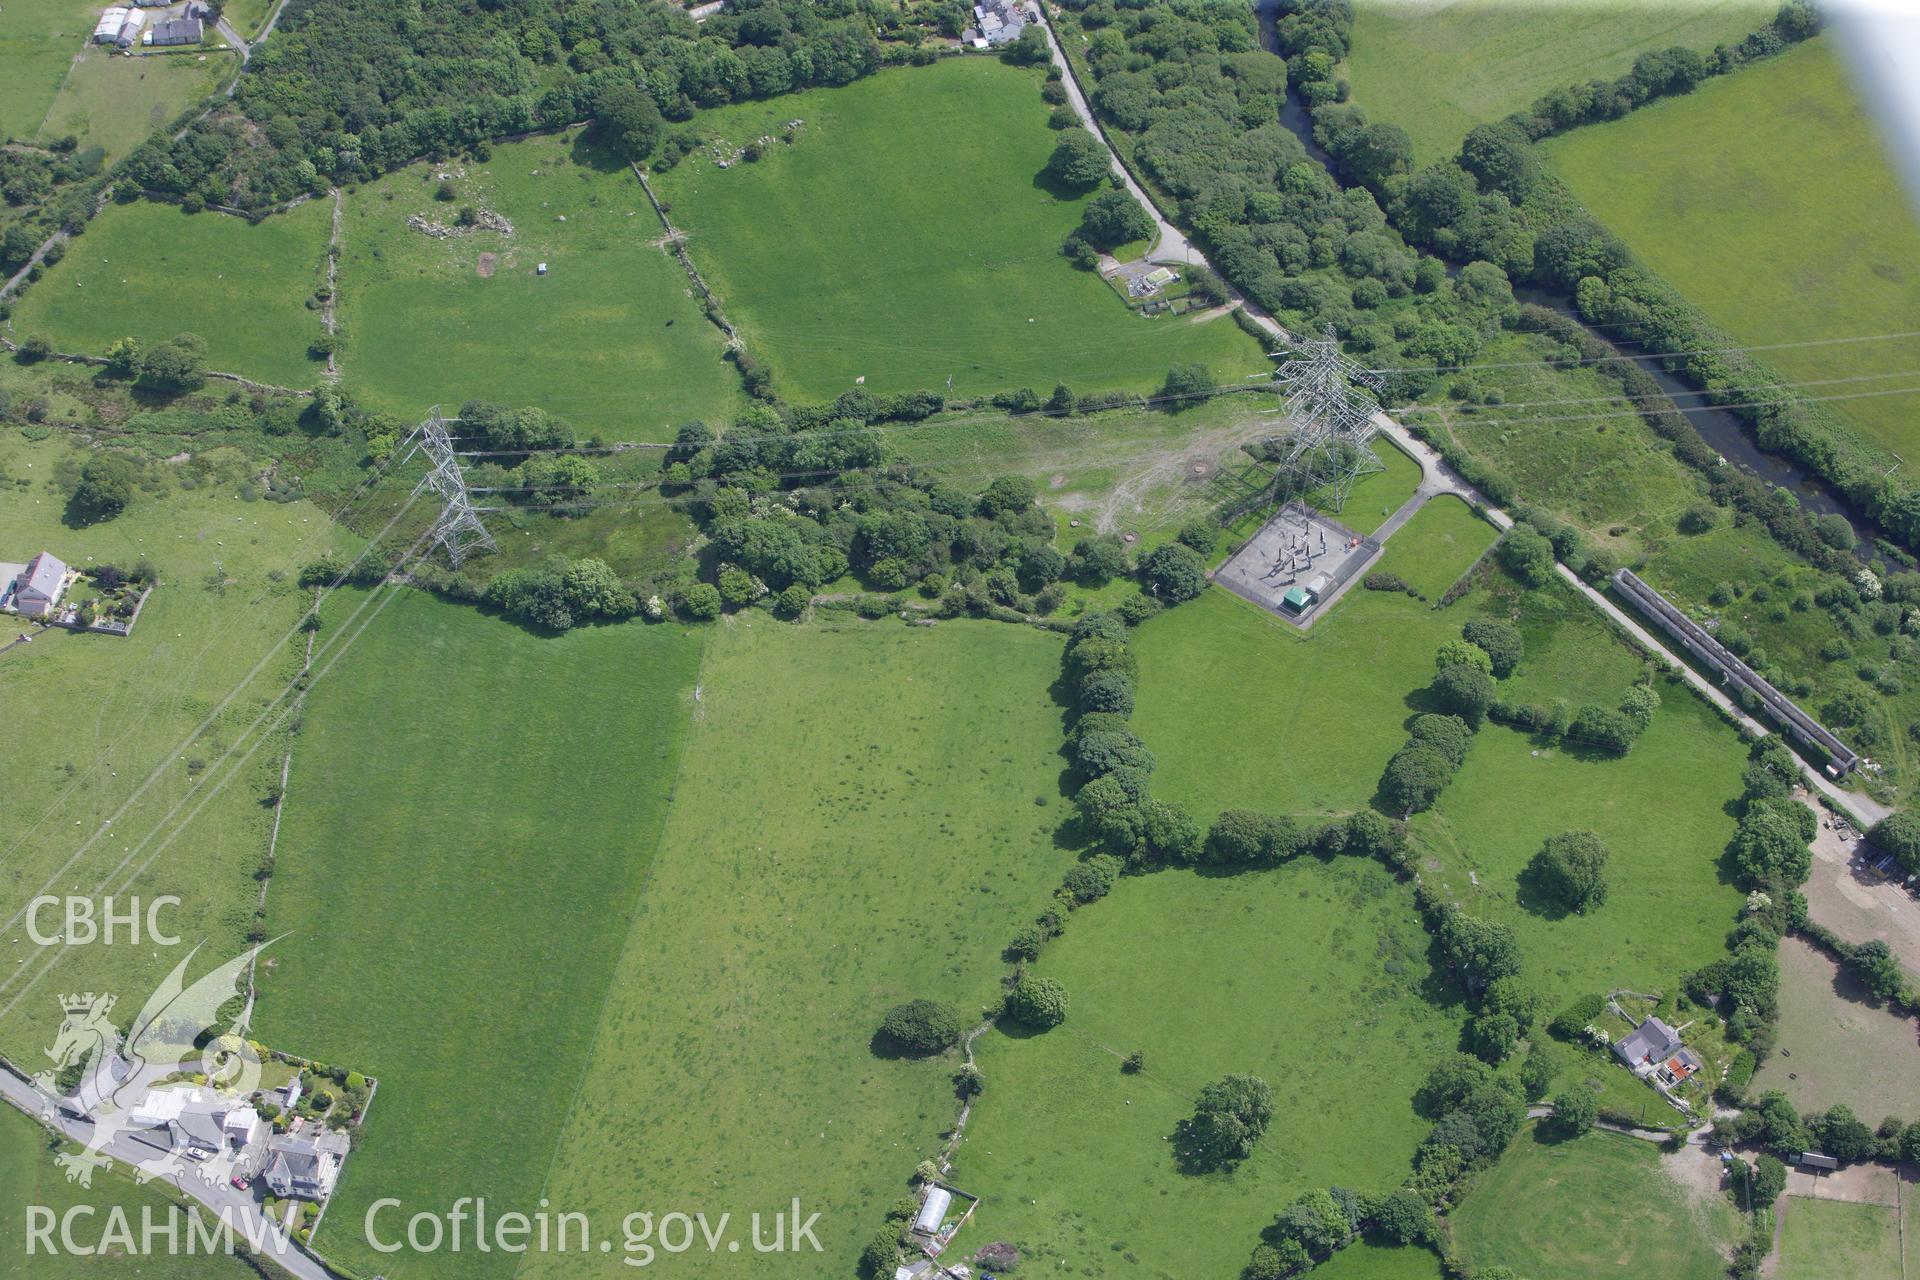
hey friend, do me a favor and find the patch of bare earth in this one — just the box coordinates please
[476,252,496,278]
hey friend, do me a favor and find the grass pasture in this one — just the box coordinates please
[1311,438,1422,535]
[1410,685,1750,1011]
[257,591,704,1280]
[0,0,95,144]
[652,58,1269,404]
[1131,499,1499,823]
[11,197,331,388]
[1418,330,1704,562]
[1346,0,1773,164]
[0,435,354,1061]
[35,46,232,161]
[526,619,1078,1278]
[1544,38,1920,471]
[1751,934,1920,1119]
[0,1105,274,1278]
[1775,1196,1903,1280]
[338,131,738,434]
[953,858,1466,1279]
[1449,1126,1745,1280]
[1380,495,1496,599]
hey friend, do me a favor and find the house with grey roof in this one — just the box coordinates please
[2,551,71,618]
[1612,1014,1704,1086]
[964,0,1030,48]
[144,16,202,44]
[263,1131,350,1201]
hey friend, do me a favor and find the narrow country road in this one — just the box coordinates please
[215,14,250,57]
[1033,4,1201,268]
[0,1067,326,1280]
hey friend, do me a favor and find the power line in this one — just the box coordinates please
[0,520,440,1022]
[1364,326,1920,376]
[0,425,428,876]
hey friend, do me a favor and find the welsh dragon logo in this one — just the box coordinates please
[30,942,269,1190]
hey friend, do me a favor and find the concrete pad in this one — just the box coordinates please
[1214,501,1379,630]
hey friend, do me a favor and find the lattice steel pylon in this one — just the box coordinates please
[1258,325,1388,513]
[413,407,496,567]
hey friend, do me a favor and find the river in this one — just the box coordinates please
[1252,0,1869,545]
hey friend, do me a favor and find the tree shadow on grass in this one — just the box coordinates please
[566,130,631,175]
[1030,167,1099,203]
[1514,856,1573,922]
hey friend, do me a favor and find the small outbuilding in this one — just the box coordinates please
[1797,1151,1840,1172]
[911,1186,952,1237]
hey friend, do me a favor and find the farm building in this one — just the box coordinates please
[92,8,127,40]
[144,16,202,44]
[1,551,73,618]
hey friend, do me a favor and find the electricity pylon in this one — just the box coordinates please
[412,407,495,567]
[1259,325,1388,512]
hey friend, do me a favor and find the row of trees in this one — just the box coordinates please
[1378,625,1518,814]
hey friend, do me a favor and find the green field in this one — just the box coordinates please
[0,435,354,1060]
[1411,687,1750,1010]
[954,858,1466,1278]
[1450,1126,1745,1280]
[338,130,739,435]
[1311,1239,1445,1280]
[35,46,232,161]
[1347,0,1773,163]
[1382,495,1496,599]
[0,0,95,144]
[526,619,1078,1278]
[1752,935,1920,1119]
[1315,439,1423,536]
[652,58,1269,404]
[1417,330,1705,562]
[12,197,331,388]
[256,591,704,1280]
[1776,1196,1903,1280]
[0,1105,278,1278]
[1131,499,1499,823]
[1544,38,1920,471]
